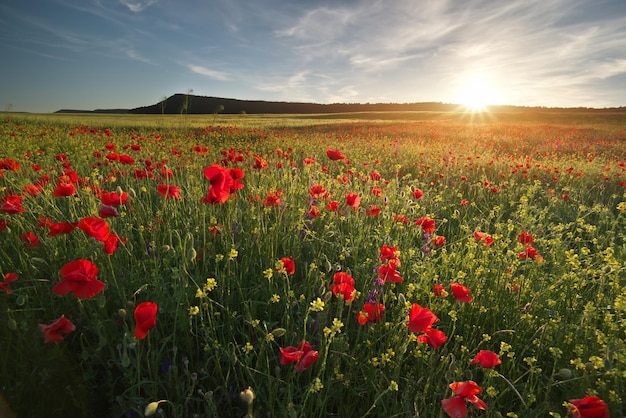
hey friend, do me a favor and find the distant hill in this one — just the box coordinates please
[55,94,626,115]
[130,94,461,115]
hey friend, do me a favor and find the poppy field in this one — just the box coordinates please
[1,112,625,417]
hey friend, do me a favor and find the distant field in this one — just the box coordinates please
[13,107,626,127]
[0,111,624,417]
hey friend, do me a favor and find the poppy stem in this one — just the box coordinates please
[496,372,527,408]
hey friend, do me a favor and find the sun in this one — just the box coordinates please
[454,75,501,112]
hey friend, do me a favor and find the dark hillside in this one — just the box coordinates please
[130,94,460,114]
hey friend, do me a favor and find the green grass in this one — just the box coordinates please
[0,112,625,417]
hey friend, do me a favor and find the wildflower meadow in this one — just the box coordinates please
[0,112,625,417]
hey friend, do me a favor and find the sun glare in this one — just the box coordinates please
[454,75,501,112]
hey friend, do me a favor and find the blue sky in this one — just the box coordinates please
[1,0,625,112]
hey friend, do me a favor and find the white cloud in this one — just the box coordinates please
[187,64,230,81]
[119,0,157,13]
[125,48,152,64]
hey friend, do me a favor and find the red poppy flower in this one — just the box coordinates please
[412,188,424,199]
[0,158,20,172]
[415,216,436,233]
[442,381,488,418]
[278,257,295,275]
[407,303,438,333]
[104,234,124,255]
[329,272,356,302]
[450,283,473,303]
[393,214,410,224]
[345,192,360,208]
[118,154,134,165]
[378,261,403,283]
[21,231,41,248]
[78,216,110,242]
[0,272,18,294]
[379,245,400,265]
[568,396,609,418]
[470,350,501,368]
[263,190,283,207]
[53,182,76,197]
[38,315,76,343]
[157,184,181,199]
[1,195,25,214]
[307,205,320,218]
[433,235,446,248]
[280,340,319,372]
[252,154,268,169]
[460,199,469,207]
[22,184,44,197]
[52,259,105,299]
[295,349,319,372]
[441,395,467,418]
[48,221,77,236]
[202,165,234,204]
[134,301,158,340]
[417,328,447,348]
[332,272,354,285]
[0,219,9,232]
[357,302,385,324]
[309,184,327,198]
[98,204,120,218]
[326,200,339,212]
[517,231,535,245]
[227,167,245,194]
[433,284,449,297]
[517,243,533,257]
[37,216,53,228]
[279,345,303,365]
[366,204,381,217]
[326,149,346,160]
[101,190,128,206]
[473,231,494,246]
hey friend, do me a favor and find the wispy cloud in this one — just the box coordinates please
[118,0,157,13]
[267,0,626,106]
[125,48,153,64]
[187,64,230,81]
[255,71,310,93]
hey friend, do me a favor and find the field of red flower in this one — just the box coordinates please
[0,113,625,417]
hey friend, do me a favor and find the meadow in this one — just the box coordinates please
[0,111,625,417]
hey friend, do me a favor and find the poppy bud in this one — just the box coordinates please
[7,318,17,331]
[397,293,406,305]
[271,328,286,338]
[558,368,573,379]
[240,387,255,405]
[188,247,197,263]
[144,400,166,416]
